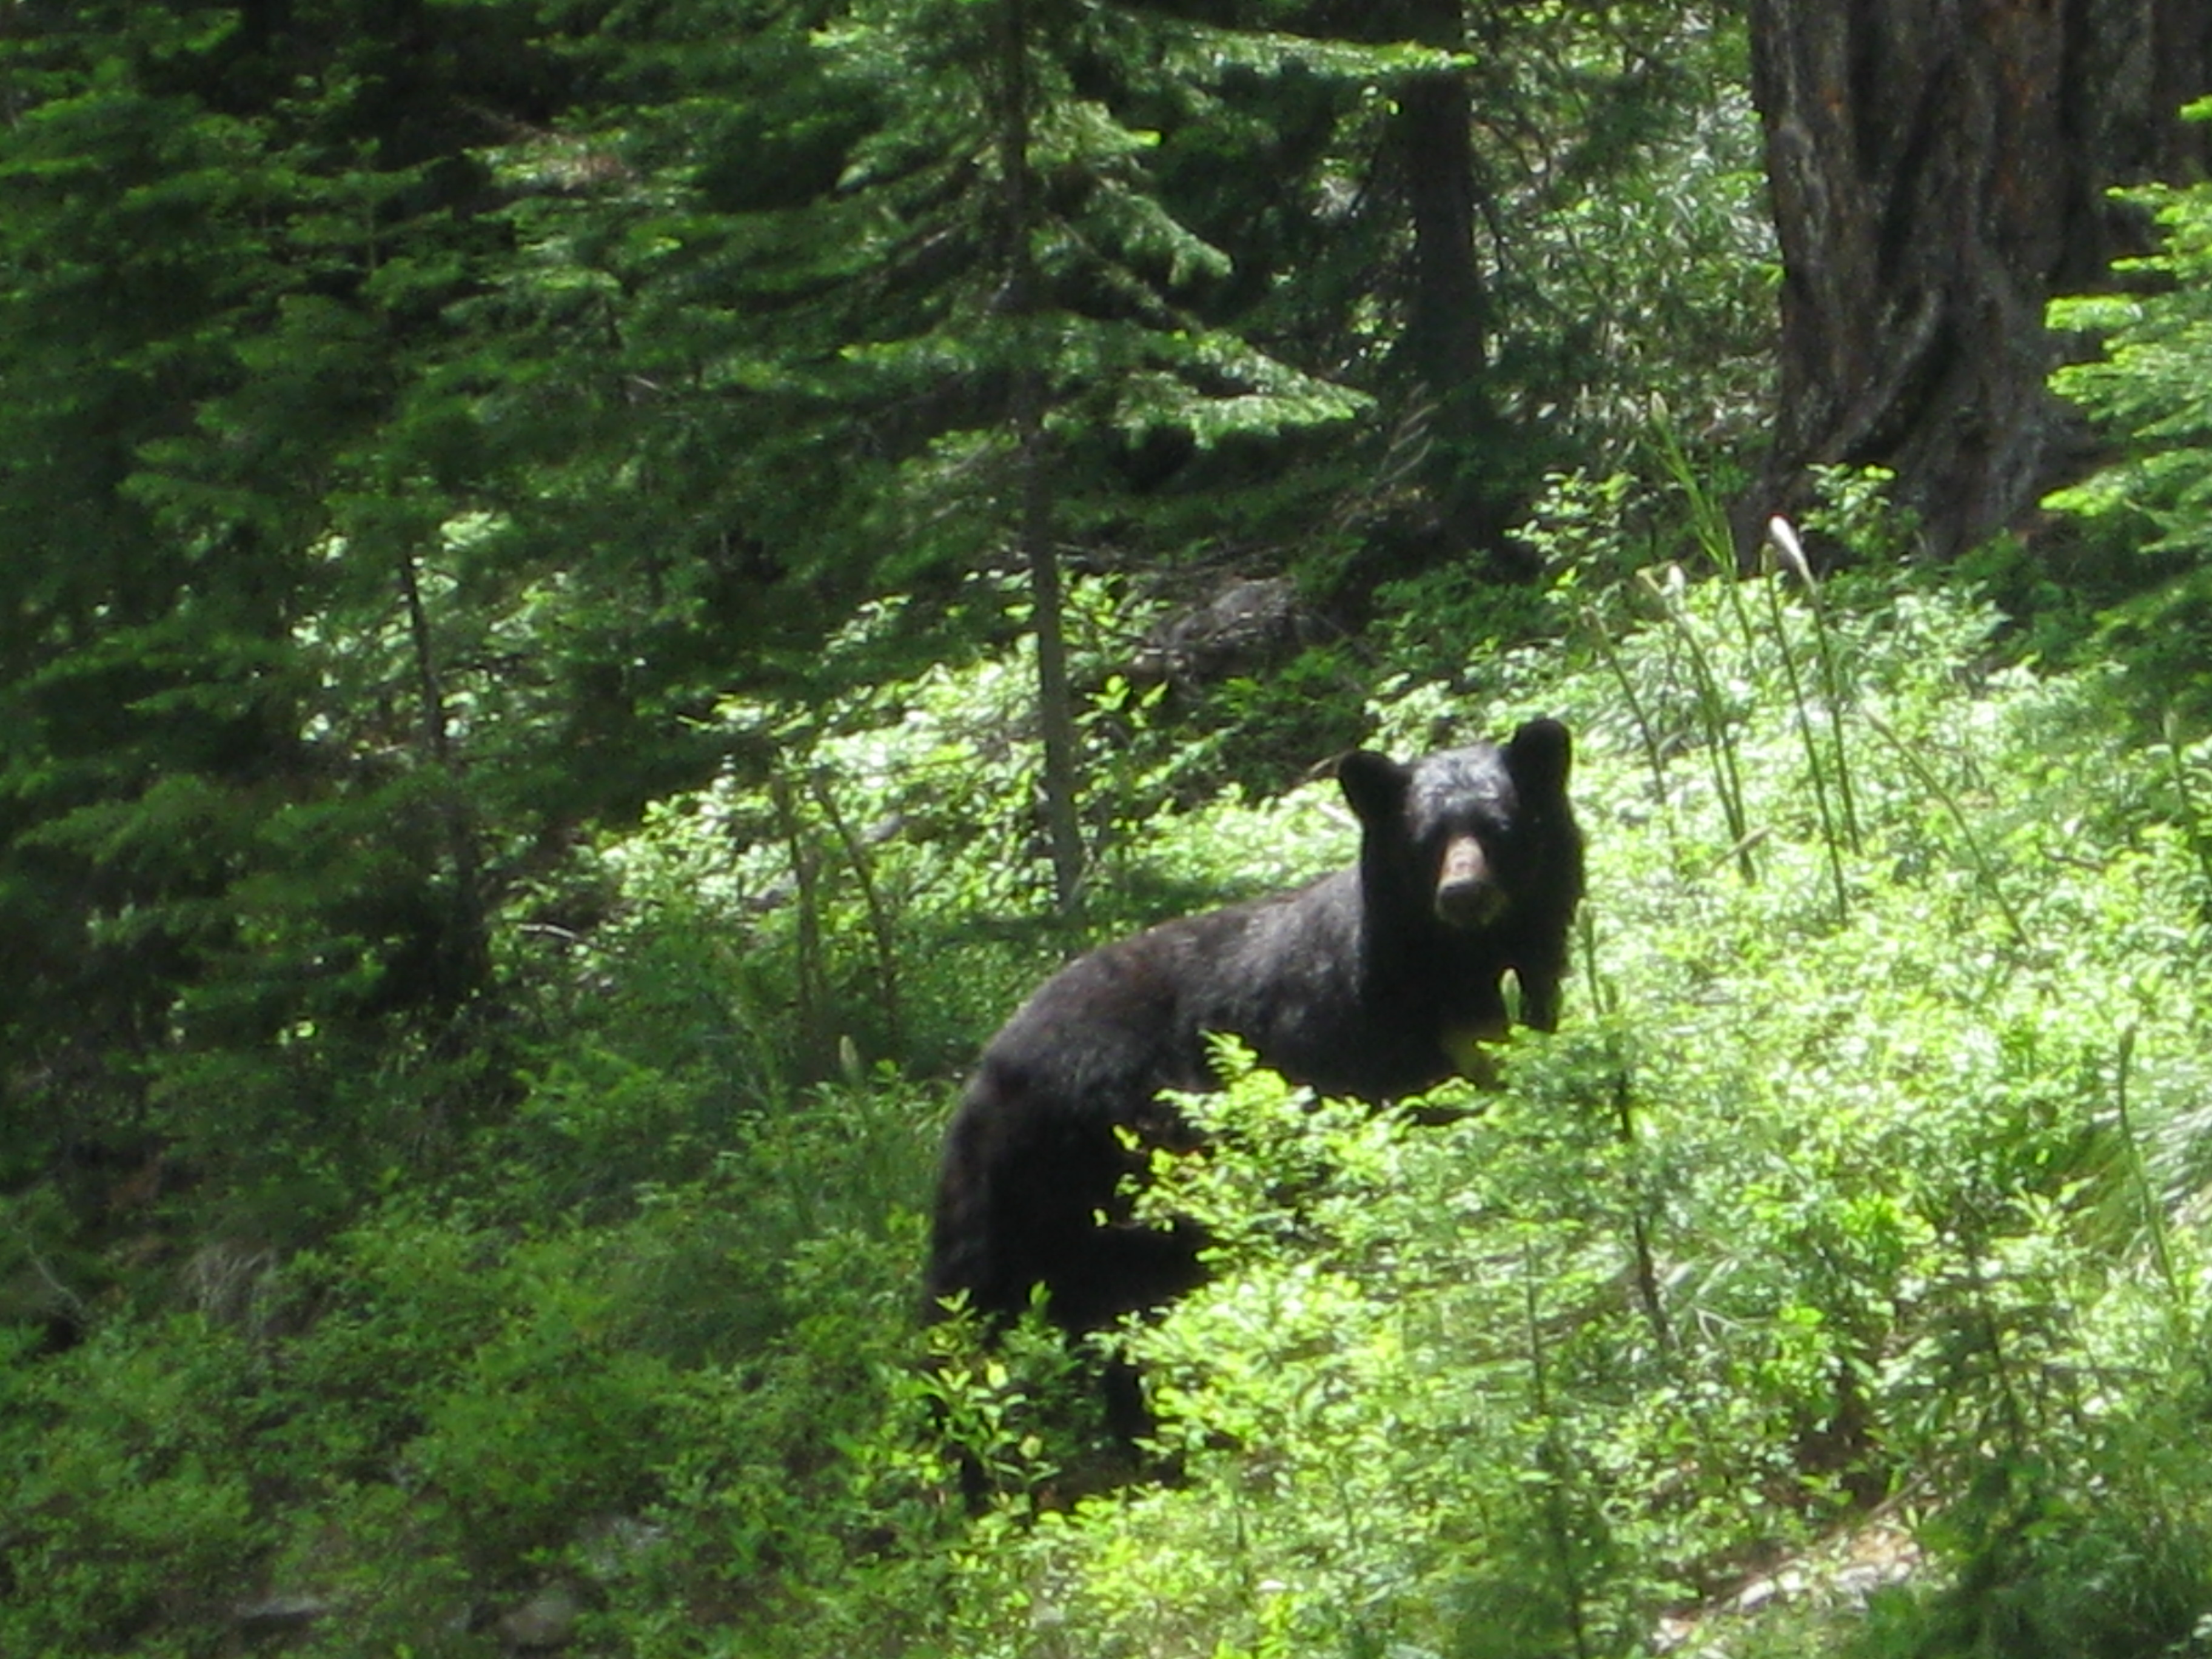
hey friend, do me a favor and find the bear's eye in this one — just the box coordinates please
[1436,814,1506,850]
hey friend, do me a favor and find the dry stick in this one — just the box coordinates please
[808,769,903,1055]
[769,769,828,1061]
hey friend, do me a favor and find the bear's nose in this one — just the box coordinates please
[1434,835,1504,928]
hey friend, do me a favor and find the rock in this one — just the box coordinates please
[497,1581,583,1651]
[1130,576,1314,688]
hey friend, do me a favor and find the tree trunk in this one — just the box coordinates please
[1019,369,1087,917]
[1398,9,1486,403]
[998,0,1086,916]
[1741,0,2212,563]
[397,544,492,1013]
[1394,0,1513,562]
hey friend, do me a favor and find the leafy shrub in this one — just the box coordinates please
[0,1316,269,1657]
[18,505,2212,1659]
[912,534,2212,1659]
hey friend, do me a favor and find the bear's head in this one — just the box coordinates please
[1336,717,1576,934]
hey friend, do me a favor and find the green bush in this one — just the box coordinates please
[0,1316,269,1657]
[18,520,2212,1658]
[909,537,2212,1659]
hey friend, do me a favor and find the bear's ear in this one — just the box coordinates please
[1507,718,1572,799]
[1336,750,1409,825]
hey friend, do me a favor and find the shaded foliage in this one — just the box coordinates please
[26,8,2212,1659]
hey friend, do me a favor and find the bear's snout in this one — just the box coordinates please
[1433,834,1504,928]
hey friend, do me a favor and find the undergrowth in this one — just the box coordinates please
[10,501,2212,1658]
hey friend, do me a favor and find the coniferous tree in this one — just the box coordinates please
[0,1,600,1184]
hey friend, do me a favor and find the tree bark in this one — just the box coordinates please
[1741,0,2212,563]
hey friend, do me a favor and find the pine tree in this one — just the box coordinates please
[0,1,598,1182]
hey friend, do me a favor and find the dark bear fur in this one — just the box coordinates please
[925,718,1584,1338]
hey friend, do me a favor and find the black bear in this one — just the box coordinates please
[925,718,1584,1339]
